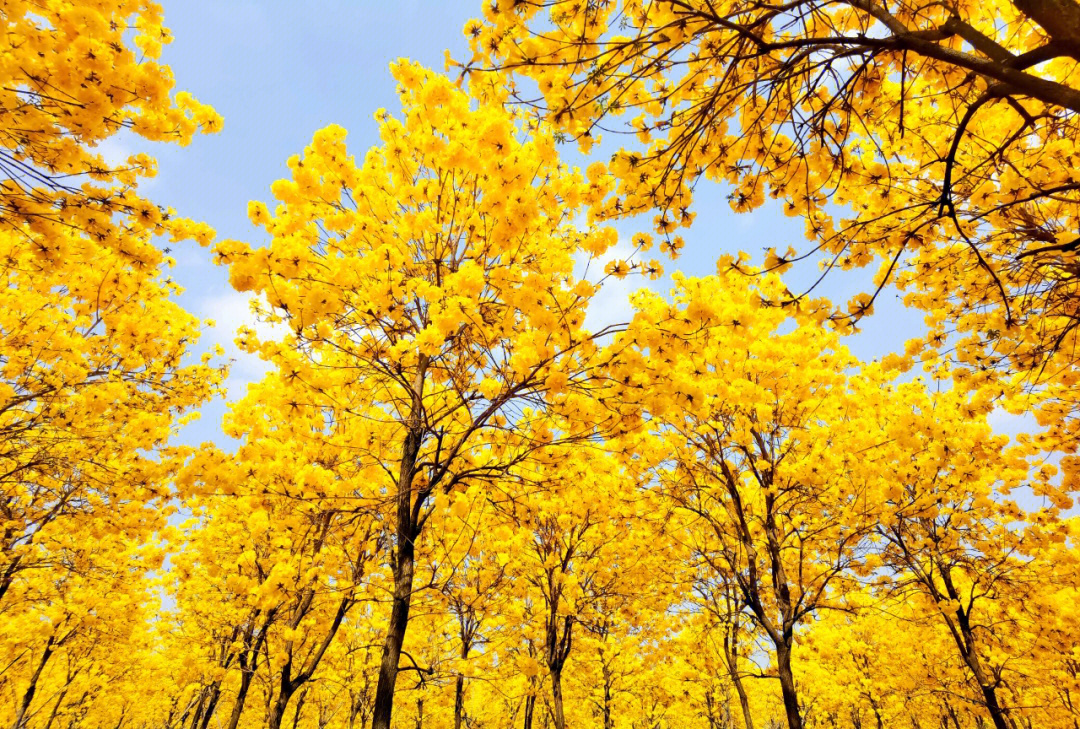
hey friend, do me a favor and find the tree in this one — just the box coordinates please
[493,447,661,729]
[216,61,619,729]
[609,268,890,729]
[0,223,223,705]
[1,9,223,724]
[176,370,390,729]
[864,382,1073,729]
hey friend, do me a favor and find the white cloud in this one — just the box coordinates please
[197,290,287,400]
[578,237,648,335]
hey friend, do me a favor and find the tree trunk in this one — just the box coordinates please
[188,687,213,729]
[733,675,754,729]
[0,554,22,605]
[871,699,884,729]
[370,532,416,729]
[42,687,69,729]
[197,684,222,729]
[291,688,308,729]
[225,667,256,729]
[454,674,465,729]
[370,423,424,729]
[724,627,754,729]
[944,701,963,729]
[774,641,804,729]
[267,689,293,729]
[523,694,536,729]
[549,668,566,729]
[979,684,1010,729]
[602,681,613,729]
[348,697,369,729]
[11,634,56,729]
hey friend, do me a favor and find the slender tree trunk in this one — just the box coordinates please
[602,678,613,729]
[348,698,369,729]
[11,634,56,729]
[226,610,276,729]
[225,668,256,729]
[42,687,69,729]
[733,675,754,729]
[268,688,293,729]
[523,694,536,729]
[724,627,754,729]
[549,668,566,729]
[979,684,1010,729]
[774,641,804,729]
[453,631,472,729]
[0,556,20,604]
[370,529,416,729]
[454,674,465,729]
[291,688,308,729]
[188,689,209,729]
[944,701,963,729]
[933,564,1008,729]
[370,423,424,729]
[871,699,884,729]
[64,692,88,729]
[197,684,222,729]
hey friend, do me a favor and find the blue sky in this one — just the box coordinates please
[129,0,935,448]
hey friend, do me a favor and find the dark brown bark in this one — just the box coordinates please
[196,684,222,729]
[523,694,536,729]
[291,688,308,729]
[0,554,22,605]
[454,674,465,729]
[979,684,1010,729]
[549,669,566,729]
[600,659,614,729]
[226,610,275,729]
[369,476,419,729]
[453,623,474,729]
[267,688,291,729]
[187,687,211,729]
[348,697,370,729]
[938,570,1009,729]
[42,687,68,729]
[224,672,254,729]
[11,634,56,729]
[63,691,89,729]
[775,642,804,729]
[723,622,754,729]
[268,594,350,729]
[871,701,885,729]
[1010,0,1080,55]
[371,383,427,729]
[944,700,964,729]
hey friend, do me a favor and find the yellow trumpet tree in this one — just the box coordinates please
[175,367,391,729]
[491,447,670,729]
[609,268,893,729]
[215,60,619,729]
[1,9,224,726]
[863,382,1075,729]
